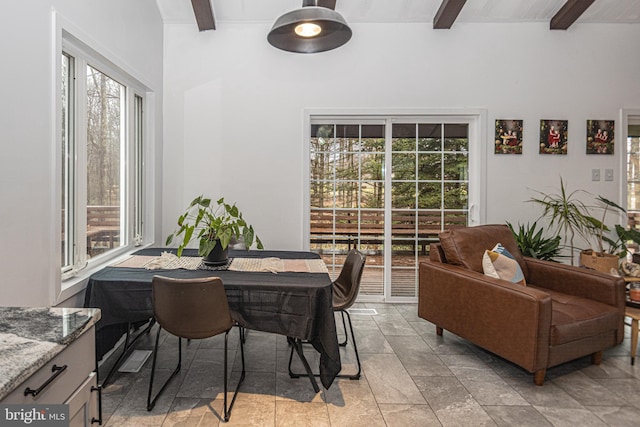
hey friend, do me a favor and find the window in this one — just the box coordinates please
[628,121,640,211]
[60,35,146,280]
[308,114,480,302]
[627,119,640,234]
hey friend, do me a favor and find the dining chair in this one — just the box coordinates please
[147,276,245,422]
[288,248,366,380]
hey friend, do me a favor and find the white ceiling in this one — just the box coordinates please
[155,0,640,26]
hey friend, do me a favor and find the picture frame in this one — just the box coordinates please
[539,120,568,155]
[586,120,614,155]
[495,119,523,154]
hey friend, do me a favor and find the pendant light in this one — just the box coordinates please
[267,0,352,54]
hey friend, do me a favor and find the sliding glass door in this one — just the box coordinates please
[389,123,469,297]
[308,114,478,302]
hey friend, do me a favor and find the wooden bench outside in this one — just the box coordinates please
[627,211,640,252]
[629,211,640,231]
[310,209,467,254]
[86,205,120,256]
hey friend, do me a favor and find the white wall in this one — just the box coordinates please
[0,0,163,306]
[163,21,640,251]
[2,9,638,306]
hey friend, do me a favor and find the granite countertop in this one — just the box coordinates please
[0,307,101,400]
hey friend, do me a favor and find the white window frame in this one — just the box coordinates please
[303,109,487,303]
[621,109,640,213]
[51,12,155,304]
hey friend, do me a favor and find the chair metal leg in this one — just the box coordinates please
[286,337,320,392]
[224,331,228,421]
[147,328,182,411]
[338,310,348,347]
[341,309,361,380]
[287,339,300,378]
[223,326,246,422]
[287,308,361,381]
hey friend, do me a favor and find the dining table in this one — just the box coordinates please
[83,247,341,392]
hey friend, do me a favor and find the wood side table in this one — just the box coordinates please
[623,276,640,365]
[624,276,640,364]
[626,305,640,365]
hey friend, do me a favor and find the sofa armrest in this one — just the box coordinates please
[418,260,552,372]
[523,257,625,308]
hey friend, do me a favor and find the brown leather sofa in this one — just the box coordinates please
[418,224,625,385]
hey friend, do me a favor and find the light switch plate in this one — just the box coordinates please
[592,169,600,181]
[605,169,614,181]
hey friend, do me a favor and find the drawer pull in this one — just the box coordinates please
[24,364,68,397]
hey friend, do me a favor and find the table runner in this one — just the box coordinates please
[112,253,203,270]
[112,253,328,273]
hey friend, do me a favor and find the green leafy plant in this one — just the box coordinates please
[529,179,640,266]
[507,221,562,261]
[607,224,640,259]
[528,177,594,265]
[166,196,263,257]
[585,196,634,257]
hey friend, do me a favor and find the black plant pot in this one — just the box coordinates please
[203,240,229,266]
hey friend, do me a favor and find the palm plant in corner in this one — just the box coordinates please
[528,177,594,266]
[166,196,263,266]
[529,178,640,271]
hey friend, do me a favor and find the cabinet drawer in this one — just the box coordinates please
[2,327,95,404]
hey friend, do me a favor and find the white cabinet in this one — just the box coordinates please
[66,373,99,427]
[1,325,100,426]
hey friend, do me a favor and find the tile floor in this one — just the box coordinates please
[99,303,640,426]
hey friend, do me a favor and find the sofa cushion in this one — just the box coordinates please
[439,225,528,277]
[482,247,526,285]
[530,285,620,346]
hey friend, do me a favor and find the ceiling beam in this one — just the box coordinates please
[550,0,595,30]
[191,0,216,32]
[433,0,467,29]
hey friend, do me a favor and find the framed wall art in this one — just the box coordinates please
[540,119,568,155]
[586,120,614,154]
[495,119,523,154]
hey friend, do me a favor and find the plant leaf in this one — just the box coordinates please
[243,226,255,248]
[183,225,194,246]
[596,196,626,213]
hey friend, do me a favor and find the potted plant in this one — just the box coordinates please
[528,177,594,266]
[577,196,626,272]
[507,221,562,262]
[166,195,263,265]
[529,179,640,272]
[583,197,640,265]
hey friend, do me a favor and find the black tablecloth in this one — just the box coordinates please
[84,248,340,389]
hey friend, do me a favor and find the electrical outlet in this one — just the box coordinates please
[605,169,614,181]
[592,169,600,181]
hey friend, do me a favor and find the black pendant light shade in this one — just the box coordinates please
[268,3,352,54]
